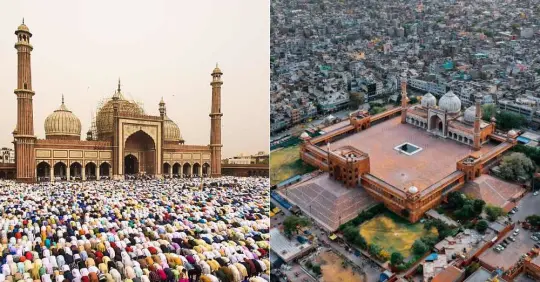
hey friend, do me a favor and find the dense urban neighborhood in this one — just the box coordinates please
[270,0,540,281]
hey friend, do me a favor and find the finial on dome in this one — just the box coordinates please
[62,94,64,104]
[160,97,165,104]
[22,18,24,25]
[117,78,121,93]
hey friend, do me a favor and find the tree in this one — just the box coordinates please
[369,243,382,257]
[349,92,366,109]
[343,225,359,242]
[496,111,525,130]
[412,239,429,255]
[476,220,489,233]
[408,96,418,104]
[354,234,368,249]
[512,144,540,166]
[312,265,321,275]
[421,234,440,247]
[499,152,535,181]
[390,252,404,266]
[455,204,475,220]
[485,205,505,221]
[283,215,311,236]
[379,250,391,261]
[473,199,486,215]
[447,191,466,209]
[369,106,385,115]
[526,215,540,228]
[481,104,495,121]
[465,262,480,276]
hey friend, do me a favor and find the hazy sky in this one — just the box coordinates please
[0,0,269,158]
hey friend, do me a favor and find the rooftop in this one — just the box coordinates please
[432,265,464,282]
[269,228,314,263]
[325,117,495,191]
[434,229,488,260]
[464,267,507,282]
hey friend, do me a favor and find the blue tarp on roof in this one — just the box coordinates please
[517,136,530,144]
[425,253,438,262]
[277,175,302,188]
[270,192,292,210]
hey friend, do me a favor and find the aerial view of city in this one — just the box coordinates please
[0,2,270,282]
[269,0,540,281]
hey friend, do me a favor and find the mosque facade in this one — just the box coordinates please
[11,22,223,183]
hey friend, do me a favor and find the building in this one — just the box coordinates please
[4,21,224,182]
[0,148,15,164]
[223,152,269,165]
[298,78,516,222]
[221,152,268,177]
[464,267,506,282]
[408,77,448,96]
[269,228,314,264]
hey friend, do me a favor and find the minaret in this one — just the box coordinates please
[210,64,223,177]
[112,79,120,178]
[400,77,409,124]
[13,19,36,183]
[159,97,166,178]
[473,95,482,150]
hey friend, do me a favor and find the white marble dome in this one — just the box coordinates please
[300,132,310,140]
[421,92,437,108]
[163,116,184,143]
[439,91,461,114]
[408,186,419,194]
[44,98,81,139]
[464,106,476,123]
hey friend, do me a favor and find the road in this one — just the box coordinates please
[271,198,383,282]
[512,191,540,222]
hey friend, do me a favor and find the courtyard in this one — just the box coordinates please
[327,117,495,190]
[270,144,316,185]
[359,211,437,257]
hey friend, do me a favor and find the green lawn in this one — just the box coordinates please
[270,144,316,185]
[359,212,436,257]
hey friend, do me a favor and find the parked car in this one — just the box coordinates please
[534,191,539,196]
[531,236,539,241]
[509,236,516,242]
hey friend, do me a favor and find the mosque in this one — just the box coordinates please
[299,77,519,222]
[7,21,224,182]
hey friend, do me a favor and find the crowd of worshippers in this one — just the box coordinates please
[0,177,270,282]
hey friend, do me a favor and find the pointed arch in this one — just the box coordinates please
[54,162,67,180]
[183,163,191,177]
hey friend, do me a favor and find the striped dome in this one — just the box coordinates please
[164,116,184,143]
[439,91,461,114]
[45,97,81,139]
